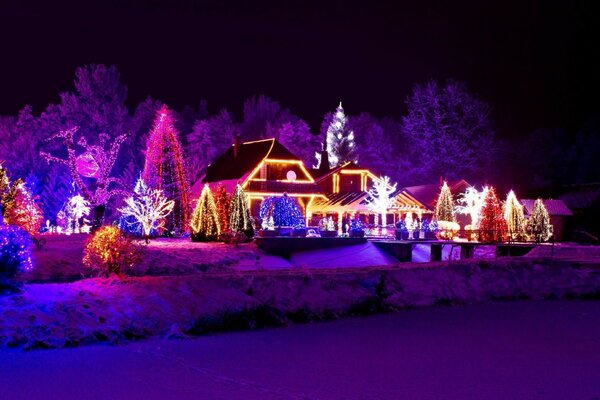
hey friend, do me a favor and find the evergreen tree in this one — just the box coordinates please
[478,186,508,242]
[213,184,231,233]
[434,181,455,222]
[229,184,253,238]
[504,190,527,241]
[527,199,553,242]
[190,184,220,241]
[3,180,43,236]
[0,164,10,224]
[324,102,357,167]
[142,105,191,234]
[260,194,305,227]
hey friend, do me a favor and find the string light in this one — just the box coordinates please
[527,199,553,242]
[504,190,527,241]
[190,184,220,241]
[0,225,34,279]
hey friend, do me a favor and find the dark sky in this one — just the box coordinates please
[0,0,597,137]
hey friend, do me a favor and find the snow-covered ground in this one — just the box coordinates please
[1,300,599,399]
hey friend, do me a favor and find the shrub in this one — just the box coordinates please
[83,226,143,277]
[0,225,33,290]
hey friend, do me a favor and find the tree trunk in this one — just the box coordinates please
[91,204,106,233]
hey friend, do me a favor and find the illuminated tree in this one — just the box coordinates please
[365,176,397,235]
[0,163,13,225]
[213,184,231,233]
[65,195,91,234]
[527,199,553,243]
[142,105,190,234]
[434,181,455,223]
[260,194,305,228]
[1,225,34,287]
[190,184,220,241]
[83,226,143,277]
[321,102,357,168]
[40,127,128,231]
[478,186,508,242]
[229,184,253,236]
[3,181,43,236]
[455,186,487,228]
[504,190,527,241]
[118,178,175,243]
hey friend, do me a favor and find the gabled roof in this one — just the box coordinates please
[559,183,600,210]
[522,199,573,216]
[203,138,300,183]
[403,179,471,210]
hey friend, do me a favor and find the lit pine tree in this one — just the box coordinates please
[1,163,12,225]
[3,180,44,236]
[190,184,220,241]
[478,186,508,242]
[213,184,231,233]
[527,199,553,243]
[229,184,253,237]
[434,181,455,222]
[324,102,357,167]
[503,190,527,241]
[260,194,305,227]
[142,105,190,234]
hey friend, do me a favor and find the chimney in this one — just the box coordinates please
[319,142,330,172]
[234,135,241,158]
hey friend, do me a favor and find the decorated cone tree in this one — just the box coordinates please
[260,194,305,228]
[142,106,190,235]
[478,186,508,242]
[0,163,10,224]
[434,181,458,239]
[213,184,231,233]
[229,184,253,238]
[504,190,527,241]
[3,180,43,236]
[527,199,553,242]
[324,102,357,167]
[190,184,220,241]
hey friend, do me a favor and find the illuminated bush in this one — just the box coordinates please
[83,226,143,277]
[0,225,33,288]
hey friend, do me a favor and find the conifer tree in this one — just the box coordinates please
[434,181,455,222]
[3,180,43,236]
[190,184,220,241]
[478,186,507,242]
[324,102,357,167]
[229,184,253,237]
[213,184,231,233]
[527,199,553,242]
[504,190,527,241]
[143,105,190,234]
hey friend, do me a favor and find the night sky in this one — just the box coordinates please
[0,0,597,138]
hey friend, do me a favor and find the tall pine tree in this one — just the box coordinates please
[478,186,507,242]
[504,190,527,241]
[323,102,357,168]
[434,181,455,222]
[213,184,231,233]
[527,199,553,242]
[142,106,190,234]
[229,184,253,238]
[190,184,220,241]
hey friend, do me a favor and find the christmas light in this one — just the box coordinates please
[142,106,190,234]
[83,226,143,276]
[229,184,253,236]
[213,184,231,233]
[0,225,34,281]
[2,180,43,236]
[365,176,397,235]
[478,186,508,242]
[324,102,358,167]
[260,193,305,228]
[527,199,553,242]
[190,184,220,241]
[455,186,487,228]
[118,177,175,241]
[504,190,527,241]
[434,181,456,223]
[64,195,91,234]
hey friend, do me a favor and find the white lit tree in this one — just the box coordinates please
[65,194,91,234]
[527,199,553,243]
[366,176,397,235]
[455,186,487,228]
[118,177,175,243]
[321,102,357,168]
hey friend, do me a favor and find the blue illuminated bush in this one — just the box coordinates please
[260,194,305,228]
[0,224,33,287]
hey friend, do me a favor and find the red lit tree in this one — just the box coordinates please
[213,184,231,233]
[142,106,190,234]
[3,180,44,236]
[478,186,508,242]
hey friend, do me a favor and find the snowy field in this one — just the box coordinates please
[1,300,599,400]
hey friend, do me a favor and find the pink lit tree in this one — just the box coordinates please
[142,106,190,234]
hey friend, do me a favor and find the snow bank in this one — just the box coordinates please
[2,258,600,349]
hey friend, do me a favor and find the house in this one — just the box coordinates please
[309,161,429,233]
[403,179,472,227]
[559,183,600,241]
[521,199,572,241]
[192,138,326,224]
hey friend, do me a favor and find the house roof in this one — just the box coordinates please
[559,183,600,210]
[403,179,471,210]
[202,138,300,183]
[522,199,573,216]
